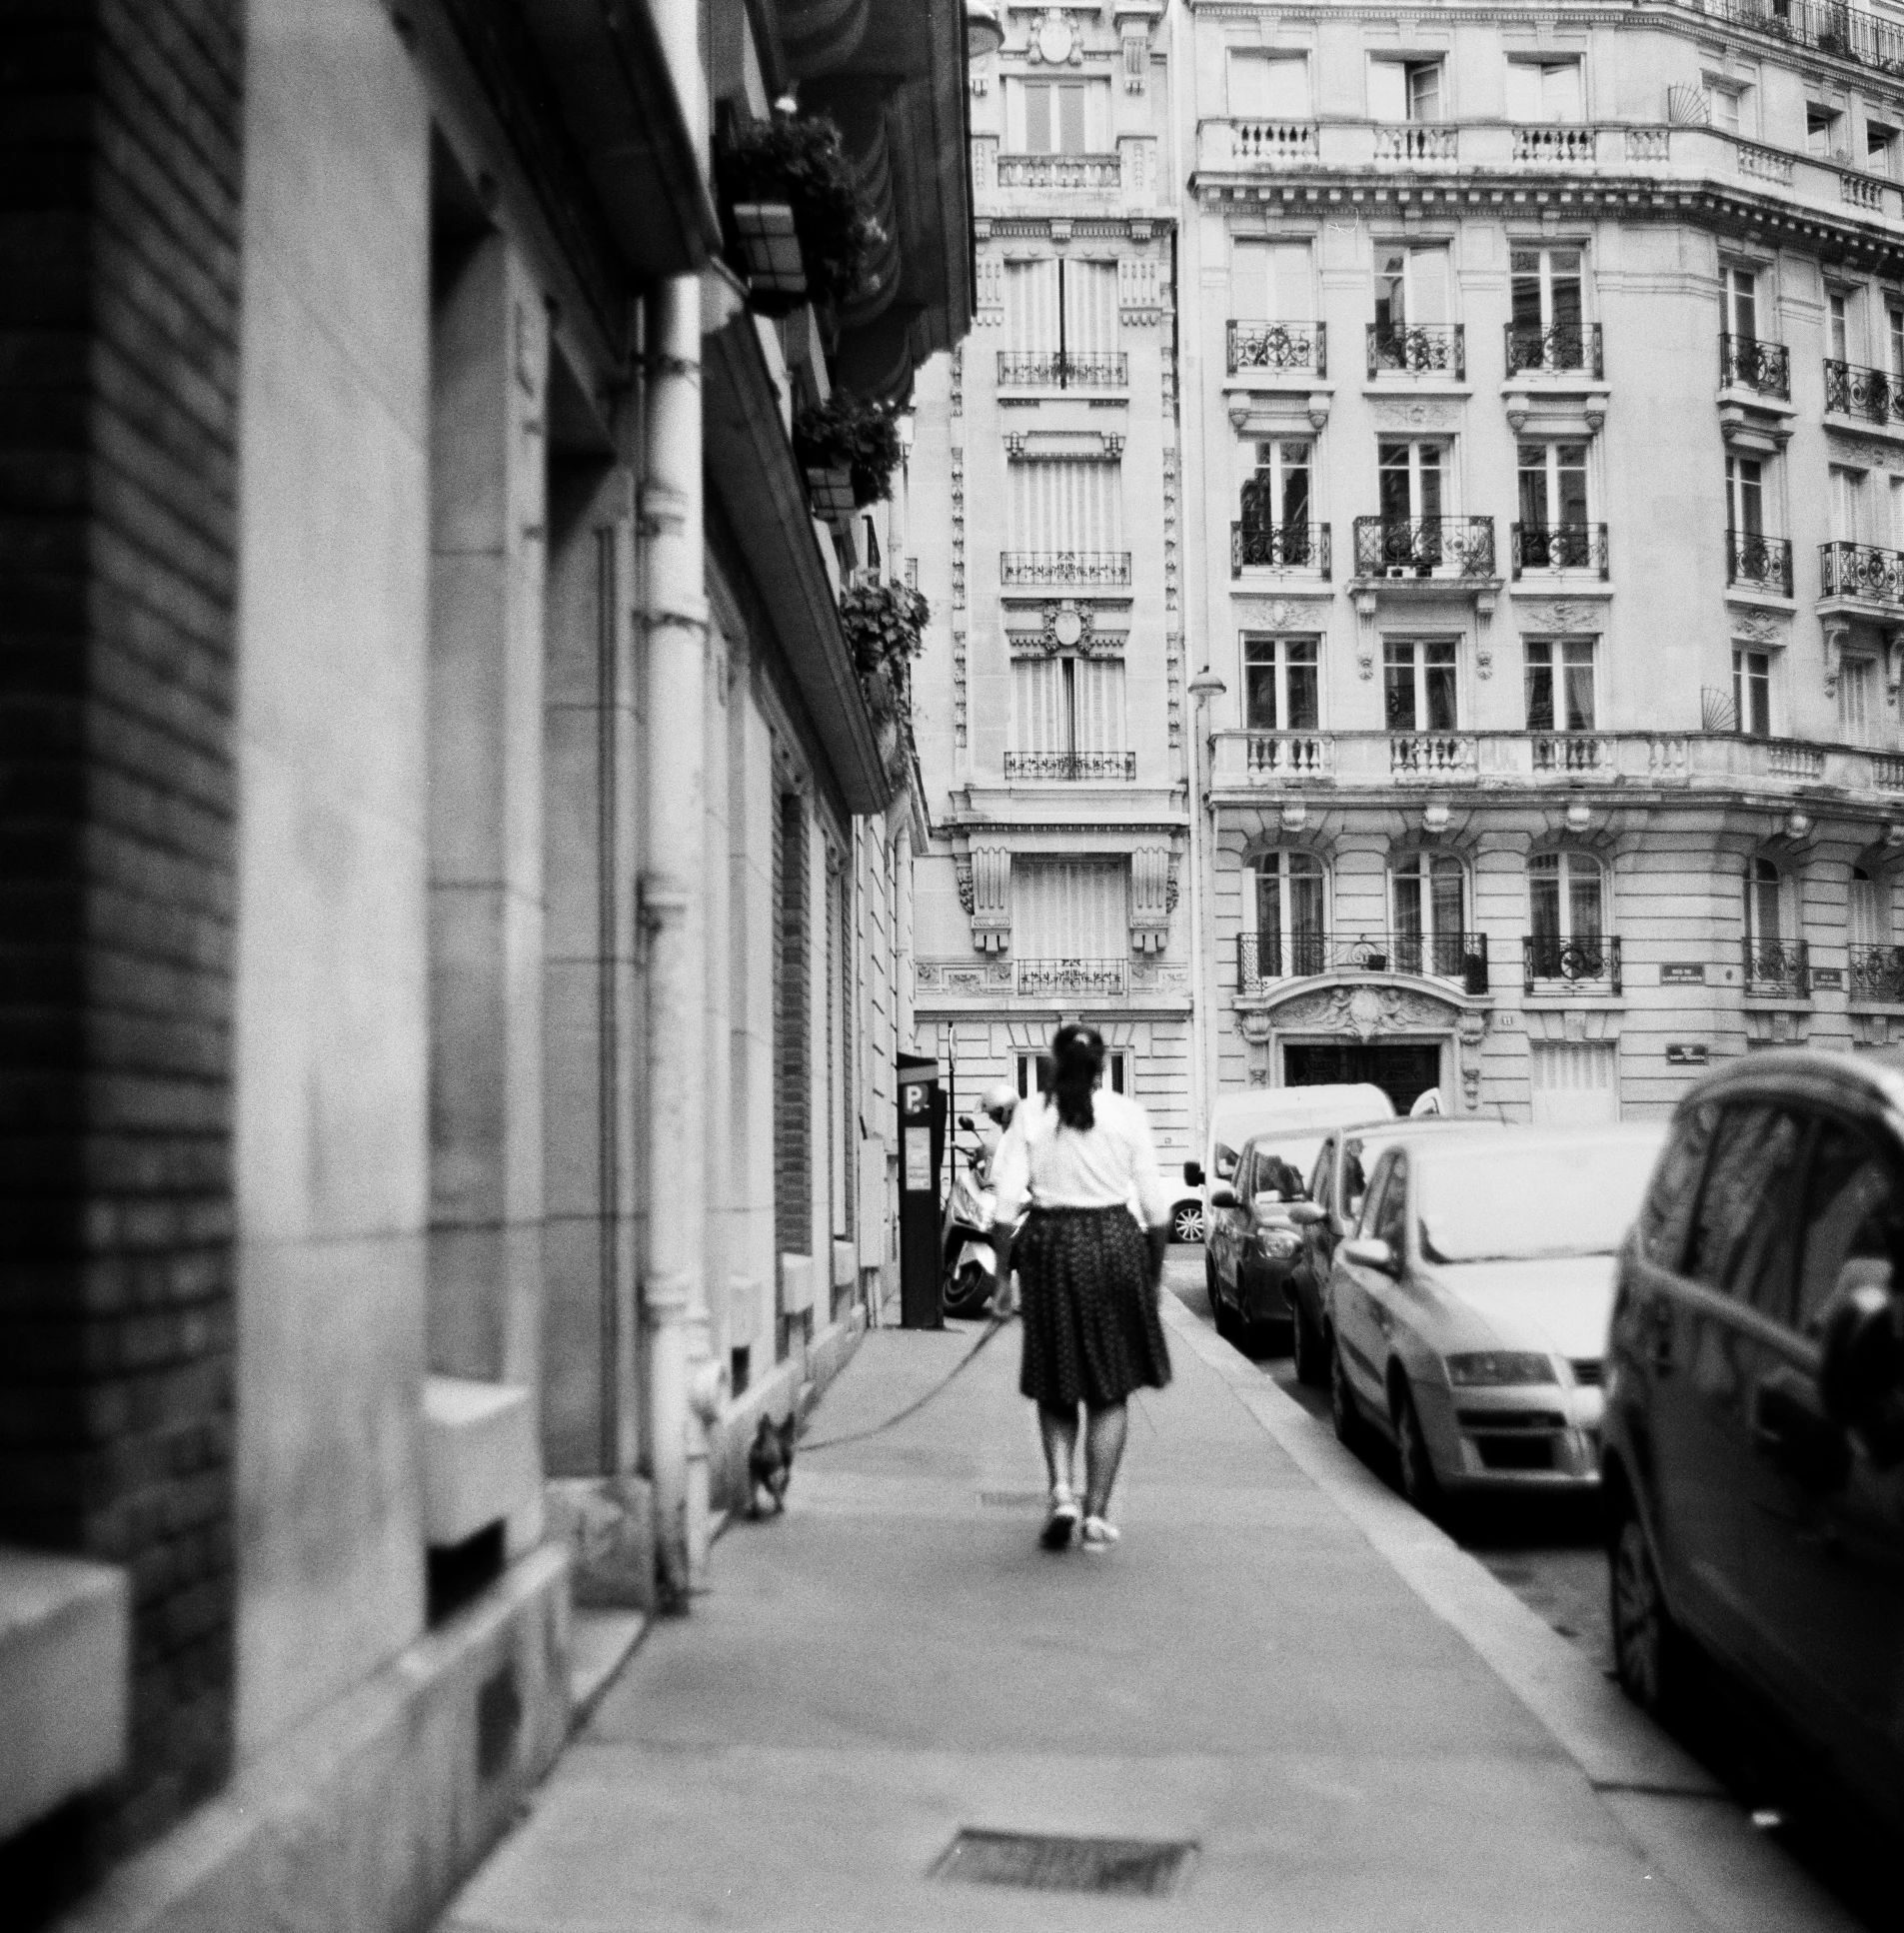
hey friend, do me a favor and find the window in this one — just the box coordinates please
[1509,247,1584,348]
[1012,654,1127,768]
[1015,1052,1053,1097]
[1726,453,1766,537]
[1373,247,1449,337]
[1255,851,1328,977]
[1369,58,1442,121]
[1384,638,1458,730]
[1890,306,1904,377]
[1228,51,1310,120]
[1243,635,1320,732]
[1724,264,1760,343]
[1011,859,1126,960]
[1704,79,1743,135]
[1505,59,1582,122]
[1525,639,1596,731]
[1807,103,1843,160]
[1008,458,1121,554]
[1391,853,1467,966]
[1518,441,1590,530]
[1528,852,1604,945]
[1230,241,1313,322]
[1637,1102,1715,1268]
[1007,78,1110,154]
[1378,441,1445,525]
[1370,1153,1409,1251]
[1849,866,1887,946]
[1733,647,1772,738]
[1840,658,1877,744]
[1794,1118,1897,1335]
[1684,1105,1807,1300]
[1829,291,1851,365]
[1869,122,1899,176]
[1241,439,1313,530]
[1830,464,1868,541]
[1743,856,1783,944]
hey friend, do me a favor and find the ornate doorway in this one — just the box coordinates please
[1283,1041,1441,1113]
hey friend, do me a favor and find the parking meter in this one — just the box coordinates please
[897,1052,945,1329]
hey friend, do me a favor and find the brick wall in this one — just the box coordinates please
[772,785,809,1354]
[0,0,242,1902]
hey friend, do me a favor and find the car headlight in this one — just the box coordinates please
[1259,1229,1301,1258]
[1444,1350,1556,1386]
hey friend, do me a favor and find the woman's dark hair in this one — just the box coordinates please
[1049,1023,1105,1132]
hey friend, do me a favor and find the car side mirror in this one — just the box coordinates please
[1341,1235,1399,1275]
[1287,1202,1325,1227]
[1183,1160,1203,1186]
[1820,1272,1904,1465]
[1208,1185,1237,1210]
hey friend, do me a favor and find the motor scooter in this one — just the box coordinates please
[941,1115,1017,1317]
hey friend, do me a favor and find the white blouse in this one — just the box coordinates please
[992,1090,1171,1227]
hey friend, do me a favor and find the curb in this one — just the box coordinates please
[1157,1289,1868,1933]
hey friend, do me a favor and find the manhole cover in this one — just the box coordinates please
[930,1829,1196,1896]
[977,1489,1048,1506]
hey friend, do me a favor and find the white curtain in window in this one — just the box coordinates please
[1012,657,1066,751]
[1008,459,1123,552]
[1004,259,1059,352]
[1010,657,1126,752]
[1506,61,1582,122]
[1840,657,1875,743]
[1227,52,1310,118]
[1849,868,1887,948]
[1074,659,1127,751]
[1063,260,1120,355]
[1230,241,1313,321]
[1012,860,1128,958]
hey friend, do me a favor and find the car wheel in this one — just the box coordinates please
[1290,1293,1325,1387]
[1392,1378,1440,1518]
[1172,1201,1204,1244]
[1328,1331,1363,1449]
[943,1259,993,1318]
[1610,1494,1688,1719]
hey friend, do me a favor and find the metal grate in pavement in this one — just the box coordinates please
[929,1829,1196,1896]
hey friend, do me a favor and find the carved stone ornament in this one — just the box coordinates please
[1517,599,1601,635]
[1261,983,1460,1041]
[1731,609,1789,645]
[1368,397,1464,434]
[1016,600,1120,658]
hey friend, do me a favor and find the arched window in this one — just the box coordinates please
[1254,851,1327,977]
[1527,852,1606,981]
[1742,857,1806,994]
[1390,852,1466,976]
[1849,867,1901,998]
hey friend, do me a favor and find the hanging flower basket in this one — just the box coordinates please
[794,396,904,508]
[715,112,883,318]
[841,578,930,690]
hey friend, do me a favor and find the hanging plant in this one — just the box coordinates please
[840,577,931,692]
[715,112,884,316]
[794,396,905,507]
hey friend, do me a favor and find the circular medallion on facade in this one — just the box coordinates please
[1036,13,1074,64]
[1052,607,1083,647]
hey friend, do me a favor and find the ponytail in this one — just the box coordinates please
[1049,1023,1105,1132]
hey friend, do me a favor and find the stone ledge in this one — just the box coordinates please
[423,1376,537,1548]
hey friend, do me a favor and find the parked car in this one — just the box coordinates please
[1324,1122,1667,1516]
[1600,1049,1904,1837]
[1203,1128,1327,1349]
[1174,1082,1392,1244]
[1286,1118,1505,1385]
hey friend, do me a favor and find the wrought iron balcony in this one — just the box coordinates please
[1014,958,1128,996]
[1503,322,1603,379]
[1523,934,1622,995]
[999,551,1131,587]
[1231,521,1332,577]
[1237,929,1489,995]
[996,350,1128,389]
[1227,319,1326,376]
[1002,750,1136,782]
[1354,516,1496,579]
[1512,523,1609,578]
[1691,0,1904,75]
[1367,323,1465,379]
[1743,938,1810,997]
[1849,943,1904,1001]
[1726,531,1794,597]
[1820,539,1904,605]
[1823,357,1899,424]
[1719,332,1791,400]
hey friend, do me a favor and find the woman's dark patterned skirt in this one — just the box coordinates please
[1016,1205,1171,1410]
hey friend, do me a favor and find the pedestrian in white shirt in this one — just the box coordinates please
[991,1023,1172,1551]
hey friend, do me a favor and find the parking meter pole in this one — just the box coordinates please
[897,1053,944,1329]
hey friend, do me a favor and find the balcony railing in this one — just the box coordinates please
[1744,938,1810,997]
[1390,732,1478,778]
[1512,523,1609,578]
[999,551,1131,587]
[993,153,1120,190]
[1511,125,1599,165]
[1231,522,1332,577]
[1373,125,1459,162]
[1727,531,1795,596]
[1002,750,1136,782]
[1719,332,1792,399]
[1230,119,1317,163]
[1823,357,1899,424]
[1367,323,1465,379]
[1504,322,1604,379]
[996,350,1127,389]
[1355,516,1496,579]
[1227,319,1326,376]
[1849,943,1904,1001]
[1689,0,1904,76]
[1242,732,1332,778]
[1523,934,1623,994]
[1237,929,1489,994]
[1014,958,1128,996]
[1820,539,1904,604]
[1531,733,1616,774]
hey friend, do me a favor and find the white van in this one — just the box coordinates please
[1171,1084,1394,1242]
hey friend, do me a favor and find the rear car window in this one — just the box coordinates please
[1371,1155,1408,1252]
[1636,1102,1713,1269]
[1795,1118,1897,1337]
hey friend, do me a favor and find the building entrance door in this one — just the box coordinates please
[1282,1041,1441,1114]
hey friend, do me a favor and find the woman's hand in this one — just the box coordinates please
[1144,1223,1169,1291]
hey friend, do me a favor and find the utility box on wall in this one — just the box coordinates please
[896,1051,945,1329]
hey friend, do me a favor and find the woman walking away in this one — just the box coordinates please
[991,1024,1172,1552]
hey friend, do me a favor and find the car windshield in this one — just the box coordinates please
[1251,1135,1324,1199]
[1415,1135,1663,1264]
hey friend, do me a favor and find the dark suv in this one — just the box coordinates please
[1601,1048,1904,1835]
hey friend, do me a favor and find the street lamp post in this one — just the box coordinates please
[1186,666,1226,1178]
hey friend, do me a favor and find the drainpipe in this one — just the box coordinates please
[642,0,712,1608]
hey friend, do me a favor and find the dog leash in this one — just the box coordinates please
[799,1311,1008,1452]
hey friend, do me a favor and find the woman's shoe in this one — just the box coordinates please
[1040,1490,1080,1551]
[1078,1515,1120,1552]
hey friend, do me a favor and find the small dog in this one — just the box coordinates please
[748,1412,797,1517]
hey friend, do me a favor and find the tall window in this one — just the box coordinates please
[1831,465,1868,541]
[1509,247,1584,347]
[1869,122,1899,176]
[1011,859,1126,960]
[1528,852,1604,945]
[1829,290,1852,364]
[1743,857,1782,945]
[1384,638,1458,730]
[1230,241,1313,323]
[1807,104,1842,159]
[1008,458,1121,554]
[1227,52,1310,119]
[1241,440,1312,527]
[1840,656,1876,744]
[1849,867,1887,948]
[1008,79,1110,153]
[1705,79,1744,135]
[1726,453,1765,536]
[1525,639,1596,731]
[1505,59,1582,121]
[1378,441,1444,525]
[1890,305,1904,377]
[1243,636,1320,731]
[1256,851,1328,976]
[1369,58,1442,120]
[1012,653,1127,767]
[1733,647,1772,737]
[1004,257,1116,372]
[1373,247,1449,337]
[1518,442,1589,529]
[1724,265,1760,344]
[1391,854,1466,970]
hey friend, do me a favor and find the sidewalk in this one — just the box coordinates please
[439,1286,1864,1933]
